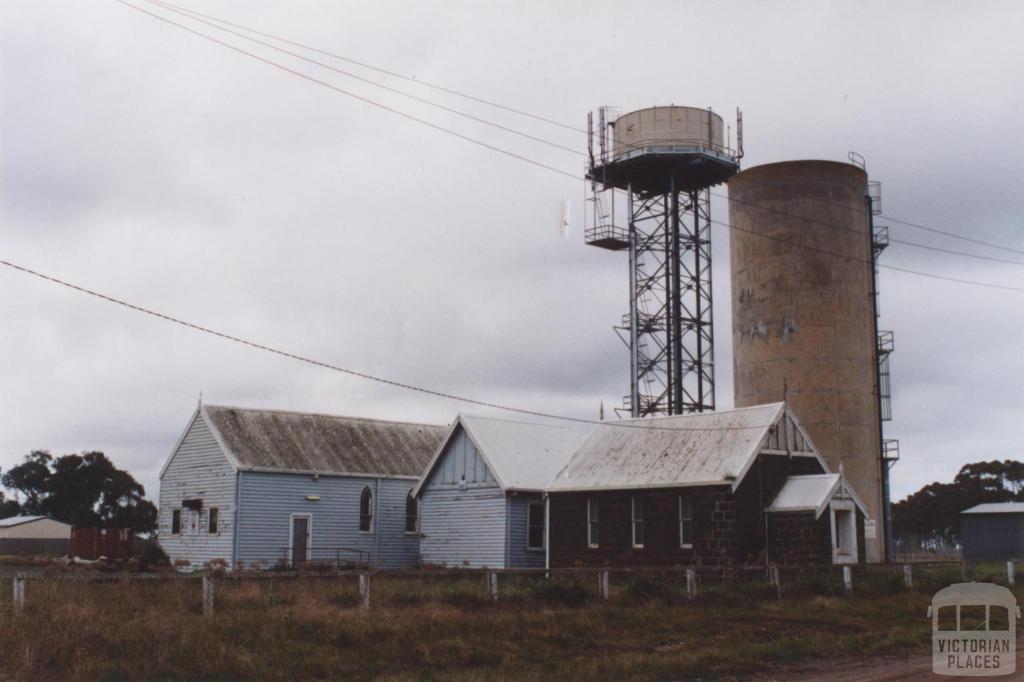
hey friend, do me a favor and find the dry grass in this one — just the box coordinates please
[0,564,1015,681]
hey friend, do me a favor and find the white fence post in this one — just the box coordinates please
[686,568,698,600]
[598,570,609,600]
[487,572,498,602]
[769,565,781,600]
[12,574,25,613]
[842,565,853,596]
[1008,561,1016,587]
[202,575,215,617]
[903,564,913,588]
[358,572,371,610]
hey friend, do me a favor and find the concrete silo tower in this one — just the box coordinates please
[585,106,742,417]
[728,159,897,562]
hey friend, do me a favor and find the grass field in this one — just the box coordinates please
[0,562,1018,681]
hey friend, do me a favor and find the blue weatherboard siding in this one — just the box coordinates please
[419,426,550,569]
[158,412,237,567]
[235,471,419,569]
[508,494,546,568]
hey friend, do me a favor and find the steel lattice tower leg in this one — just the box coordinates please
[620,185,714,417]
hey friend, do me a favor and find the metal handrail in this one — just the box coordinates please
[278,546,371,568]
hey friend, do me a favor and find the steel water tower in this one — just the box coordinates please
[585,106,742,417]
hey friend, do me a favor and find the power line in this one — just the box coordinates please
[145,0,1024,260]
[0,256,775,432]
[114,0,1024,292]
[141,0,582,156]
[712,190,1024,268]
[146,0,586,134]
[114,0,580,181]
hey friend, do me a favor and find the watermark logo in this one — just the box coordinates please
[930,582,1020,676]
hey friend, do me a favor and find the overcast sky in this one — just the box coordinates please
[2,0,1022,505]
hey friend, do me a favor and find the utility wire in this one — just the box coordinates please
[142,0,581,155]
[146,0,586,133]
[147,0,1024,259]
[0,256,774,432]
[115,0,1024,291]
[135,0,1024,269]
[114,0,580,181]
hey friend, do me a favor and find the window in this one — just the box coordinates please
[679,494,693,548]
[171,509,182,535]
[405,491,418,533]
[527,500,545,550]
[359,487,373,532]
[631,496,644,548]
[208,507,219,535]
[587,498,599,548]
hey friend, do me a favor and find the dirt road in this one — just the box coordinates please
[760,648,1024,681]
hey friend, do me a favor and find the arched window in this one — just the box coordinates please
[359,486,373,532]
[405,491,418,533]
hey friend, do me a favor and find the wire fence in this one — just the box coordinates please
[1,559,1019,618]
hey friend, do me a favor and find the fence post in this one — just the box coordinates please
[903,564,913,588]
[686,568,698,600]
[202,574,215,617]
[12,574,25,613]
[769,565,781,600]
[598,570,609,600]
[1008,561,1016,587]
[487,572,498,602]
[842,565,853,596]
[358,572,371,610]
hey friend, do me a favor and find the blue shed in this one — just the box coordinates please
[413,414,585,569]
[961,502,1024,561]
[158,404,446,569]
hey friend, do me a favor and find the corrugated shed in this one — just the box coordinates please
[460,415,586,491]
[0,515,48,527]
[962,502,1024,515]
[203,405,446,477]
[549,403,785,492]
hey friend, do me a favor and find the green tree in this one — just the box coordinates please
[893,459,1023,540]
[1,451,157,534]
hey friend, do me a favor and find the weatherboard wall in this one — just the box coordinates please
[418,427,508,568]
[158,412,237,567]
[507,494,545,568]
[234,471,419,569]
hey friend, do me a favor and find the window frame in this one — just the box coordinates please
[171,508,181,536]
[678,494,693,548]
[359,486,374,533]
[587,498,599,548]
[208,507,219,535]
[526,500,545,551]
[631,496,644,549]
[405,491,419,535]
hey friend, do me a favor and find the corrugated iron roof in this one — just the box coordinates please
[203,405,447,478]
[549,403,786,492]
[766,474,841,517]
[0,515,50,527]
[962,502,1024,515]
[460,415,587,491]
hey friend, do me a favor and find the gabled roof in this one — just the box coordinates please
[0,515,52,528]
[413,414,587,495]
[766,473,868,519]
[199,405,447,478]
[549,403,824,493]
[962,502,1024,515]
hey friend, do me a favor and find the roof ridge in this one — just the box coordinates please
[203,404,446,430]
[460,413,577,430]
